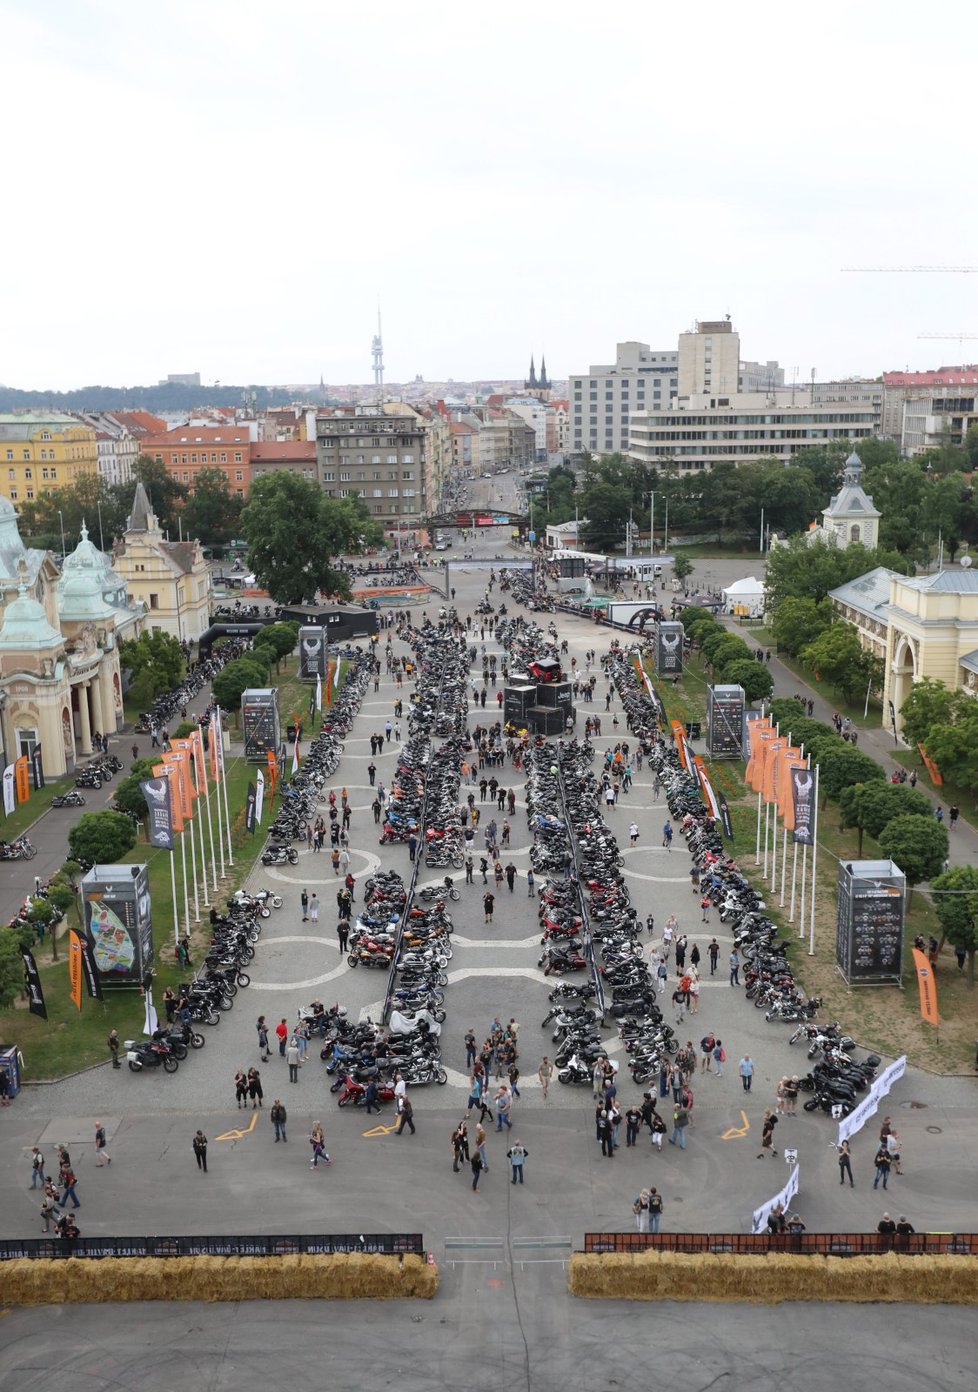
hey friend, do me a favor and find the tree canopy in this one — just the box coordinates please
[878,813,948,902]
[183,467,244,544]
[838,780,932,855]
[800,623,883,705]
[932,865,978,984]
[69,811,138,864]
[240,474,381,603]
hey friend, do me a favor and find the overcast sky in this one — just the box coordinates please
[3,0,976,391]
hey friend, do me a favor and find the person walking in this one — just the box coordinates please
[367,761,376,787]
[451,1121,469,1173]
[634,1189,651,1233]
[700,895,711,923]
[396,1096,416,1135]
[309,1121,331,1168]
[470,1150,485,1192]
[838,1138,854,1187]
[739,1055,754,1091]
[193,1131,208,1173]
[465,1029,478,1069]
[647,1187,664,1234]
[505,862,517,892]
[757,1110,778,1158]
[494,1086,513,1133]
[483,891,495,924]
[526,868,535,898]
[30,1146,45,1189]
[286,1038,300,1084]
[94,1123,111,1167]
[257,1015,271,1061]
[40,1187,58,1232]
[507,1140,528,1184]
[708,938,720,975]
[662,821,673,851]
[538,1055,553,1099]
[260,1092,286,1142]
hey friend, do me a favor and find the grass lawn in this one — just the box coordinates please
[0,776,73,841]
[647,651,976,1073]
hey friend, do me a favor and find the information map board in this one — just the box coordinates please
[706,685,745,759]
[836,859,905,986]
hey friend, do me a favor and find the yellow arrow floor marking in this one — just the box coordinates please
[362,1122,399,1137]
[721,1110,750,1140]
[216,1111,259,1141]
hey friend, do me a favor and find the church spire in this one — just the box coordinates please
[526,355,537,389]
[539,354,548,389]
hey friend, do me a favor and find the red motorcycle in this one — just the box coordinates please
[336,1074,396,1107]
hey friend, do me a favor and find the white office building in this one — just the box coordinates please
[569,342,678,456]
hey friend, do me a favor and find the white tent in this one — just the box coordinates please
[722,575,766,617]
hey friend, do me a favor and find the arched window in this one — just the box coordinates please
[850,524,860,542]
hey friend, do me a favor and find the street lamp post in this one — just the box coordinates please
[58,510,66,563]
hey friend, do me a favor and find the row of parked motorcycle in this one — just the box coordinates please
[133,640,251,735]
[124,889,279,1074]
[610,653,881,1118]
[261,653,372,862]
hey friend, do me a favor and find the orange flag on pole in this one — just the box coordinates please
[154,762,185,831]
[911,947,940,1027]
[68,929,83,1011]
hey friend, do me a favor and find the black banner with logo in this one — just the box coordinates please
[140,777,174,851]
[245,782,257,834]
[791,766,816,844]
[717,791,734,841]
[21,949,47,1020]
[31,744,44,791]
[79,935,103,1001]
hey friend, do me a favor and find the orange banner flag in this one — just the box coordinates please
[171,740,199,799]
[68,929,83,1011]
[744,719,772,789]
[163,750,194,820]
[154,762,185,832]
[911,947,940,1027]
[191,729,208,791]
[747,729,774,794]
[780,758,808,831]
[761,739,785,805]
[14,754,30,805]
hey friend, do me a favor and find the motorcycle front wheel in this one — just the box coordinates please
[260,907,271,919]
[190,1032,205,1049]
[236,972,250,988]
[163,1055,179,1073]
[128,1060,141,1073]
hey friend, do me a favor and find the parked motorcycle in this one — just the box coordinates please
[124,1037,179,1073]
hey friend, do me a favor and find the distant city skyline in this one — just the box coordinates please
[4,1,974,390]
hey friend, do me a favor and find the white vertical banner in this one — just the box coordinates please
[2,763,15,816]
[837,1055,907,1146]
[315,673,322,712]
[751,1163,800,1234]
[255,770,265,824]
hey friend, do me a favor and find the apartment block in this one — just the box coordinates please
[315,406,427,533]
[143,425,252,498]
[812,379,883,434]
[0,412,99,506]
[569,342,679,456]
[677,320,741,397]
[628,392,876,472]
[883,367,978,443]
[902,392,978,457]
[73,412,139,487]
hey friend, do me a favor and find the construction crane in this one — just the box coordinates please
[842,265,978,273]
[917,333,978,343]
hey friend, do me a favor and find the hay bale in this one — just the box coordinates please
[569,1252,978,1304]
[0,1254,438,1304]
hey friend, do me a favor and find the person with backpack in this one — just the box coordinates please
[700,1032,716,1073]
[633,1189,650,1232]
[451,1121,469,1173]
[713,1039,726,1077]
[647,1186,664,1234]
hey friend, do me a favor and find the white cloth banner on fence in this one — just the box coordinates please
[837,1054,907,1146]
[751,1163,800,1235]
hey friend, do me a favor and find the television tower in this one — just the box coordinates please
[372,305,384,396]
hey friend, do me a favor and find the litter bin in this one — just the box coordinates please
[0,1046,22,1098]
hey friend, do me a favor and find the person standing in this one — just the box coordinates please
[597,1109,614,1158]
[337,919,350,955]
[708,938,720,975]
[451,1121,469,1172]
[286,1038,300,1084]
[270,1099,287,1141]
[107,1029,121,1069]
[538,1055,553,1100]
[257,1015,271,1062]
[669,1101,688,1150]
[838,1138,854,1187]
[396,1096,416,1135]
[475,1120,489,1172]
[465,1028,477,1069]
[235,1069,249,1108]
[624,1102,642,1147]
[309,893,319,925]
[300,889,309,921]
[507,1140,528,1184]
[470,1150,484,1192]
[40,1187,58,1232]
[495,1086,513,1133]
[248,1067,264,1108]
[276,1018,289,1056]
[483,891,495,924]
[873,1144,892,1190]
[526,868,535,898]
[367,761,376,787]
[662,821,673,851]
[729,950,740,985]
[713,1039,725,1076]
[193,1130,208,1172]
[739,1055,754,1092]
[757,1110,778,1158]
[647,1187,664,1234]
[94,1123,111,1167]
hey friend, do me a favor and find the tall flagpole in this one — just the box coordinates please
[213,755,227,880]
[216,709,234,867]
[755,789,762,865]
[180,829,191,933]
[808,761,820,956]
[789,840,799,921]
[198,736,219,893]
[169,848,180,947]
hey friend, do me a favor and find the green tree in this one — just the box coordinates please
[707,636,753,673]
[932,865,978,984]
[119,631,186,698]
[800,623,877,704]
[966,424,978,472]
[815,744,886,804]
[182,467,244,544]
[579,480,631,551]
[768,696,807,726]
[878,813,949,906]
[672,555,694,583]
[720,657,774,703]
[899,677,962,749]
[920,703,978,793]
[770,596,833,657]
[240,474,381,603]
[862,455,928,558]
[921,474,969,559]
[69,810,138,864]
[765,537,912,610]
[111,758,160,822]
[211,657,271,719]
[0,926,24,1009]
[838,780,933,855]
[254,622,299,669]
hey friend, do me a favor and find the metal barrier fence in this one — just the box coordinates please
[0,1233,424,1262]
[583,1232,978,1256]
